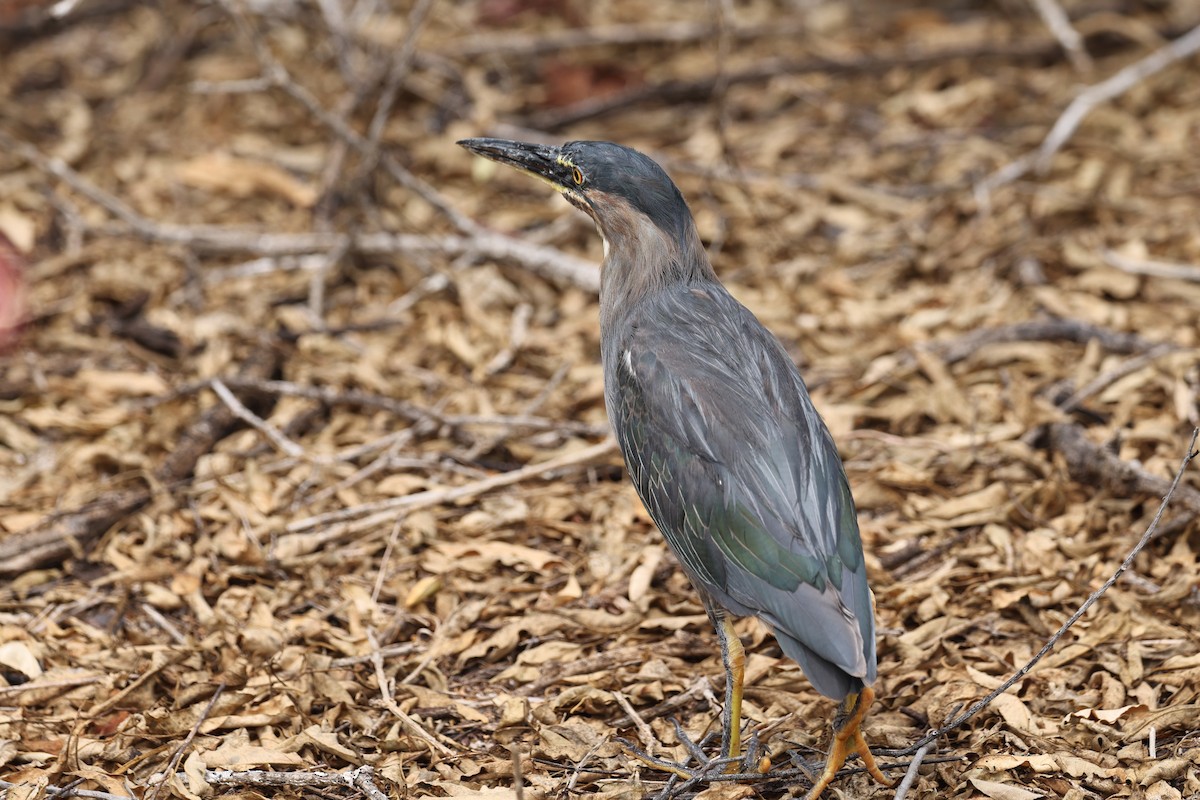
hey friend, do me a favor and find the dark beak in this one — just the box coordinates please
[458,137,569,190]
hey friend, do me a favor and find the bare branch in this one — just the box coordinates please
[1103,248,1200,283]
[210,378,304,457]
[1046,423,1200,518]
[5,132,599,291]
[147,683,226,800]
[1056,343,1185,413]
[1027,0,1093,73]
[1034,23,1200,173]
[525,38,1074,131]
[365,629,459,756]
[363,0,438,157]
[218,0,476,233]
[892,740,932,800]
[0,781,131,800]
[977,22,1200,201]
[282,438,618,536]
[868,319,1164,387]
[896,428,1199,755]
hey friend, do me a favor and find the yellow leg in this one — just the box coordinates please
[716,614,745,764]
[805,686,894,799]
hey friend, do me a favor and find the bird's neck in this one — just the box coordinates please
[598,215,714,334]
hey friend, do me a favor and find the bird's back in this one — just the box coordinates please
[603,280,876,699]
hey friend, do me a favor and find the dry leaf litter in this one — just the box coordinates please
[0,1,1199,799]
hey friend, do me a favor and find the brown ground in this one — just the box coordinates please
[1,1,1199,799]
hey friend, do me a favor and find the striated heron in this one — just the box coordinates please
[459,137,891,798]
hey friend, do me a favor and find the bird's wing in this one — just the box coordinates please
[606,282,875,691]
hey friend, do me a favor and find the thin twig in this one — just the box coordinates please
[361,0,437,166]
[613,691,657,751]
[210,378,304,457]
[564,740,610,795]
[976,22,1200,203]
[897,428,1199,755]
[297,424,427,511]
[0,674,102,696]
[525,37,1077,131]
[313,0,361,89]
[482,302,533,377]
[269,438,618,559]
[1102,248,1200,283]
[189,76,273,94]
[87,651,185,717]
[869,319,1161,388]
[371,516,405,604]
[157,223,599,291]
[179,378,606,437]
[219,0,476,234]
[512,744,525,800]
[1027,0,1093,73]
[464,361,572,462]
[1034,23,1200,173]
[608,676,713,729]
[284,438,618,534]
[891,740,931,800]
[366,629,458,756]
[140,603,188,645]
[4,132,601,288]
[0,130,169,237]
[930,319,1157,363]
[0,781,131,800]
[329,642,421,669]
[148,682,226,800]
[1056,343,1184,412]
[446,18,808,58]
[399,602,468,686]
[305,239,350,325]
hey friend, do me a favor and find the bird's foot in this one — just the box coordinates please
[804,687,895,800]
[619,719,767,785]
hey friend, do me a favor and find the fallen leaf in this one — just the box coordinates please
[969,777,1043,800]
[0,641,42,679]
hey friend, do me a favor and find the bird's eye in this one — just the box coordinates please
[572,167,584,185]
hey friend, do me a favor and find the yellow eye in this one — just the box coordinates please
[572,167,584,185]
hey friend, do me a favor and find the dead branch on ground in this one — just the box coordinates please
[1046,423,1200,518]
[1027,0,1093,74]
[2,132,600,292]
[895,428,1199,755]
[269,439,619,559]
[0,340,285,577]
[1102,249,1200,283]
[145,765,395,800]
[977,22,1200,204]
[867,319,1164,388]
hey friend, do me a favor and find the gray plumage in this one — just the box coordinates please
[603,278,875,699]
[457,135,878,703]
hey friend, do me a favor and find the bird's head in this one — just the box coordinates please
[458,138,696,258]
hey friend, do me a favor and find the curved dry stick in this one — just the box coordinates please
[891,741,933,800]
[977,22,1200,204]
[895,428,1199,756]
[1034,23,1200,173]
